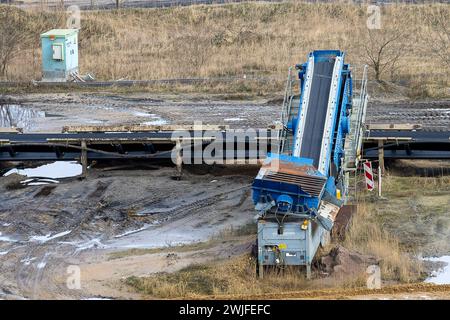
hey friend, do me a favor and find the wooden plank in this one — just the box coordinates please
[62,124,281,133]
[365,137,412,141]
[0,127,23,133]
[45,137,216,144]
[267,123,283,130]
[367,123,422,131]
[62,124,230,133]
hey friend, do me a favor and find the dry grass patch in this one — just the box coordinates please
[1,2,448,97]
[344,202,422,282]
[124,254,315,298]
[345,174,450,281]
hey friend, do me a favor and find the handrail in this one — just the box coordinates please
[344,64,368,171]
[279,67,295,153]
[355,65,369,158]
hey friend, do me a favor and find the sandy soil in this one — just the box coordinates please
[200,283,450,300]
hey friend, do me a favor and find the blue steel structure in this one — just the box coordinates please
[252,50,354,278]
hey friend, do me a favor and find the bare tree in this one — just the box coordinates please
[0,7,30,79]
[362,28,407,82]
[423,8,450,68]
[113,0,126,9]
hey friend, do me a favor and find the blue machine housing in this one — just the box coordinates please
[252,50,352,216]
[252,154,325,215]
[252,50,354,277]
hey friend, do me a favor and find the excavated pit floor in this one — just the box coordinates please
[1,92,450,299]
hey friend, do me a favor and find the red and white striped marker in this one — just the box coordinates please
[363,161,374,191]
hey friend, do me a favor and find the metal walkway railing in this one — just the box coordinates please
[344,65,369,171]
[278,67,297,155]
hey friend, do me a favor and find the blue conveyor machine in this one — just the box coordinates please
[252,50,353,278]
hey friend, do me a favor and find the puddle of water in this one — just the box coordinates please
[224,117,245,122]
[4,161,82,179]
[133,111,155,117]
[142,119,168,125]
[132,111,168,125]
[424,108,450,113]
[59,238,108,253]
[424,256,450,284]
[114,225,152,238]
[0,104,45,131]
[0,232,18,243]
[20,257,37,266]
[109,226,205,249]
[86,120,105,124]
[29,230,72,243]
[0,245,23,256]
[74,238,107,253]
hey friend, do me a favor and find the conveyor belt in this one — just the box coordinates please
[1,129,449,161]
[363,129,450,159]
[0,132,174,143]
[299,59,335,167]
[366,130,450,141]
[0,130,279,162]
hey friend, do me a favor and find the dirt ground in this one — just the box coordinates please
[0,163,258,299]
[0,93,282,132]
[0,93,449,133]
[200,283,450,300]
[1,92,450,299]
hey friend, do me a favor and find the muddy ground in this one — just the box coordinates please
[0,164,258,299]
[1,93,449,133]
[0,92,450,299]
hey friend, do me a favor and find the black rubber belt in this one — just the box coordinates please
[299,59,335,167]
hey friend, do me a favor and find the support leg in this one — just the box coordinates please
[175,139,183,179]
[306,264,311,279]
[81,140,88,179]
[378,140,385,175]
[258,263,264,279]
[305,222,312,279]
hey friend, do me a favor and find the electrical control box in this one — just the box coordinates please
[41,29,79,81]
